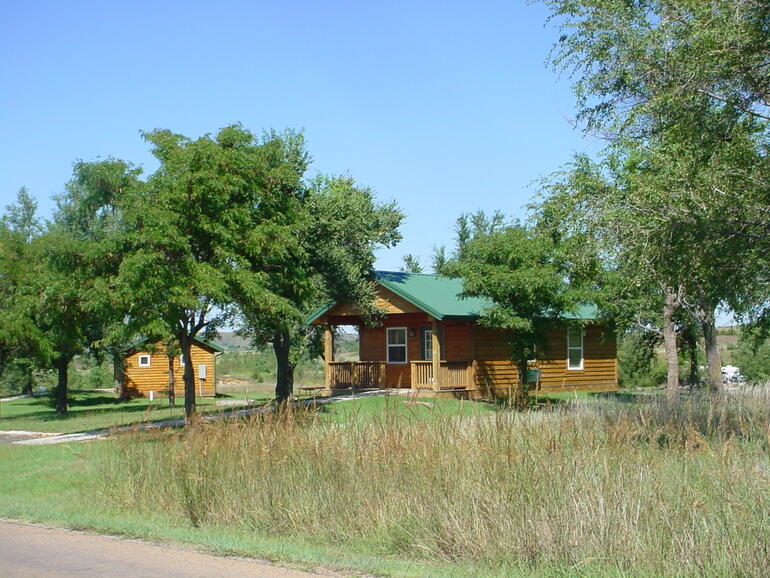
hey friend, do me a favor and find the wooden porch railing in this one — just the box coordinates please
[327,361,386,388]
[410,361,473,390]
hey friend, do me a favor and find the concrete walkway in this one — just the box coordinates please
[8,389,392,446]
[0,520,327,577]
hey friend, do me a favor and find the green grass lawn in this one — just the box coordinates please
[0,391,267,434]
[317,393,498,423]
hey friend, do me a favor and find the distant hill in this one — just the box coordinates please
[213,330,359,354]
[212,332,256,352]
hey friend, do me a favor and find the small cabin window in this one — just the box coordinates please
[423,329,433,361]
[387,327,407,364]
[138,354,151,368]
[567,326,584,370]
[421,327,443,361]
[179,355,185,366]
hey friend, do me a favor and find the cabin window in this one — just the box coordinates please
[138,354,151,368]
[567,326,584,370]
[179,355,185,366]
[421,327,443,361]
[422,328,433,361]
[387,327,407,363]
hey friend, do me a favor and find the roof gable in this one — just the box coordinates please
[374,271,488,319]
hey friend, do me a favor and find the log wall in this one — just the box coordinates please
[123,341,217,397]
[536,325,618,391]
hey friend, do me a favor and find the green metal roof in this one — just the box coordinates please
[375,271,488,319]
[125,336,224,354]
[306,271,600,323]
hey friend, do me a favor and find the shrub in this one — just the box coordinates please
[617,332,667,388]
[730,330,770,383]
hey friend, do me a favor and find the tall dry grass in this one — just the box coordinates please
[98,390,770,576]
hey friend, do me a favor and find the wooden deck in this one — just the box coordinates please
[410,361,473,389]
[327,360,474,390]
[327,361,386,388]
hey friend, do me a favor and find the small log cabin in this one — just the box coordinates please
[116,339,222,398]
[307,271,618,397]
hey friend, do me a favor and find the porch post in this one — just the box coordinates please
[324,324,334,390]
[432,319,441,391]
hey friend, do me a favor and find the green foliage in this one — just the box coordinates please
[0,358,48,395]
[241,172,402,401]
[730,329,770,383]
[0,190,47,362]
[60,126,318,415]
[544,0,770,134]
[538,0,770,391]
[2,187,42,243]
[400,254,423,273]
[617,332,667,388]
[430,245,448,275]
[67,357,114,391]
[450,217,585,381]
[216,349,326,386]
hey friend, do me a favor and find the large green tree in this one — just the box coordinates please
[109,126,310,418]
[0,189,48,393]
[53,158,146,408]
[240,174,402,402]
[436,213,585,397]
[539,0,770,392]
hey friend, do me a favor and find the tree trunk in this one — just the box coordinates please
[180,333,196,420]
[677,324,700,389]
[20,361,34,396]
[273,329,295,403]
[685,330,699,388]
[699,309,723,394]
[167,352,176,407]
[662,288,680,395]
[54,354,70,416]
[114,351,129,401]
[0,345,8,390]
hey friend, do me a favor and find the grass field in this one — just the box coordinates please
[0,443,485,577]
[318,392,499,422]
[2,389,768,576]
[0,391,252,433]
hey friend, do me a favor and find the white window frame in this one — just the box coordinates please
[423,328,433,361]
[179,355,185,366]
[138,354,151,368]
[567,326,584,370]
[386,327,408,364]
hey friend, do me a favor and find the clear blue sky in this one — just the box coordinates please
[1,0,599,271]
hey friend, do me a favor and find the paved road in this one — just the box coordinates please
[0,521,327,577]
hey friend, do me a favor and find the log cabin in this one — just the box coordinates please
[116,339,222,398]
[307,271,618,397]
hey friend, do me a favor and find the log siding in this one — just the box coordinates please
[313,280,618,395]
[122,340,217,398]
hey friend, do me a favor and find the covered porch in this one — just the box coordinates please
[306,271,525,396]
[319,312,478,392]
[325,358,476,391]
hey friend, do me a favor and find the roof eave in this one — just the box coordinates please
[305,301,335,325]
